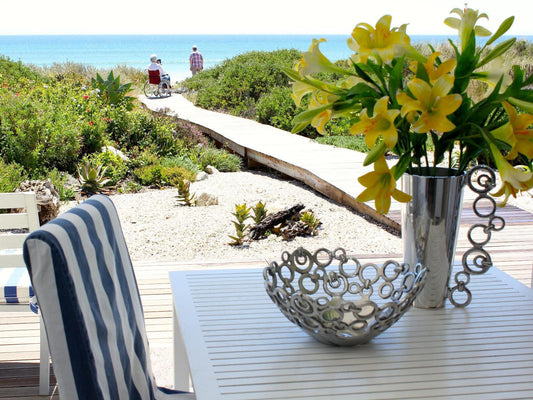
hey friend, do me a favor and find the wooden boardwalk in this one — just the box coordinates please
[1,95,532,397]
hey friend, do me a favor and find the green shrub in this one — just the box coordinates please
[161,166,197,186]
[184,49,302,118]
[46,168,76,201]
[195,147,242,172]
[0,56,45,91]
[0,90,82,173]
[256,87,296,131]
[0,160,27,192]
[82,150,128,185]
[133,164,196,187]
[160,155,200,175]
[315,135,370,153]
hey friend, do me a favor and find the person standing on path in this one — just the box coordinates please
[189,45,204,76]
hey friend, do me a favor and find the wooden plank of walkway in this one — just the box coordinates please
[141,94,401,234]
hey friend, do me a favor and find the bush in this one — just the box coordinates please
[0,89,82,173]
[183,49,302,118]
[0,160,27,192]
[195,147,242,172]
[45,169,76,201]
[133,164,197,187]
[256,87,296,131]
[82,150,129,185]
[315,135,370,153]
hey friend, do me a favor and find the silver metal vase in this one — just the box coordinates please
[401,167,467,308]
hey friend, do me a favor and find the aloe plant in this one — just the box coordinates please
[77,162,113,195]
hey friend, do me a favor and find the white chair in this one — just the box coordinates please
[23,194,195,399]
[0,192,50,395]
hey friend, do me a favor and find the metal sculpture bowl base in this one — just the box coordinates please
[264,247,427,346]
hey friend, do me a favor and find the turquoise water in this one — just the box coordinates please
[1,34,531,82]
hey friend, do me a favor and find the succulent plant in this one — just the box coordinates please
[251,201,268,224]
[228,203,251,246]
[175,179,197,206]
[300,210,321,235]
[77,162,114,195]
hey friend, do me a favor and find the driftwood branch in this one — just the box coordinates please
[249,203,305,240]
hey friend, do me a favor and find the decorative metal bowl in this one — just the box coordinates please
[263,247,427,346]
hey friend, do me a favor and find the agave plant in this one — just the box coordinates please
[77,162,114,195]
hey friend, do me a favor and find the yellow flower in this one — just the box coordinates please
[444,7,491,51]
[309,91,336,134]
[298,38,347,77]
[356,156,411,214]
[397,75,462,133]
[475,56,512,92]
[410,52,456,84]
[490,142,533,206]
[495,101,533,160]
[350,96,400,149]
[347,15,410,64]
[291,80,316,107]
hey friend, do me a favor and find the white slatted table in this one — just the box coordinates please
[169,266,533,399]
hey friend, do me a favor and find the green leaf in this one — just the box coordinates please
[485,16,514,47]
[508,97,533,114]
[477,38,516,68]
[291,122,310,134]
[393,153,411,180]
[363,141,387,166]
[282,67,302,82]
[292,105,330,125]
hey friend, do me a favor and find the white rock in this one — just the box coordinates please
[101,146,129,161]
[196,171,208,181]
[205,165,219,174]
[196,192,219,206]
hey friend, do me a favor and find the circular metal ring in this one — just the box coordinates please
[449,285,472,307]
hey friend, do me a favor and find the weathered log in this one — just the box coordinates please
[249,203,305,240]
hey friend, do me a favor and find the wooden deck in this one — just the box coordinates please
[1,95,532,397]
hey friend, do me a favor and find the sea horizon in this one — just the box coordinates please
[2,34,532,82]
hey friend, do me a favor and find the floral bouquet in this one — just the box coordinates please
[286,7,533,214]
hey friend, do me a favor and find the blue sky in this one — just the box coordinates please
[2,0,532,36]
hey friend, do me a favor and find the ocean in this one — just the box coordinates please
[1,34,532,82]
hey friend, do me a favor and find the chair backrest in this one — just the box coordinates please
[23,195,190,400]
[0,192,40,266]
[148,69,161,85]
[1,192,40,304]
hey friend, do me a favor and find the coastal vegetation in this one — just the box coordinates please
[181,41,533,154]
[2,38,532,198]
[0,56,241,197]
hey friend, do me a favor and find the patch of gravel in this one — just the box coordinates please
[62,171,403,263]
[60,170,533,264]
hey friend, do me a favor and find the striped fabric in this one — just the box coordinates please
[0,265,34,304]
[23,195,195,400]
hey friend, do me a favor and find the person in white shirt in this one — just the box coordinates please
[147,54,170,85]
